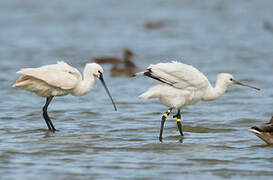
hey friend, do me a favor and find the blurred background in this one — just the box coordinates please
[1,0,273,179]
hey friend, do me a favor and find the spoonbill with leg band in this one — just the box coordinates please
[133,61,260,142]
[13,61,117,131]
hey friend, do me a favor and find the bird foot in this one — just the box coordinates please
[47,128,57,132]
[178,137,184,143]
[159,136,163,142]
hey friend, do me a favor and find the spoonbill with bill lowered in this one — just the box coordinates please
[13,61,117,131]
[134,61,260,141]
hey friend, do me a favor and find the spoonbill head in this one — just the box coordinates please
[13,61,117,131]
[134,61,260,141]
[217,73,259,90]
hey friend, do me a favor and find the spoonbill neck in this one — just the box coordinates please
[71,65,95,96]
[203,78,229,101]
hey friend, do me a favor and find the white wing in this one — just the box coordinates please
[145,61,209,90]
[16,61,82,90]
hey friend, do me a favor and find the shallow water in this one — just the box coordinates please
[1,0,273,179]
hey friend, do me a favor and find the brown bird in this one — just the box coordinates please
[92,49,136,77]
[264,21,273,33]
[250,116,273,144]
[145,21,165,30]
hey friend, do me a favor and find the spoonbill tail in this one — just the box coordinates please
[250,116,273,144]
[13,61,117,131]
[134,61,260,141]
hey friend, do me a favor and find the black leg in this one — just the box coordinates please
[159,108,172,142]
[174,109,183,137]
[42,96,56,131]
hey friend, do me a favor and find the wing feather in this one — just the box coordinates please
[16,61,81,90]
[146,61,209,90]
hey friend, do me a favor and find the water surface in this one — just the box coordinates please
[1,0,273,179]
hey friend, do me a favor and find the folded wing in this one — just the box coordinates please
[15,61,81,90]
[144,61,209,90]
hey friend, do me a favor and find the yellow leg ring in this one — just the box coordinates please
[176,118,181,122]
[163,113,168,118]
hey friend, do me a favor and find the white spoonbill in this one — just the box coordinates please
[13,61,117,131]
[134,61,260,141]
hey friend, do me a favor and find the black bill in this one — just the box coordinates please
[99,74,117,111]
